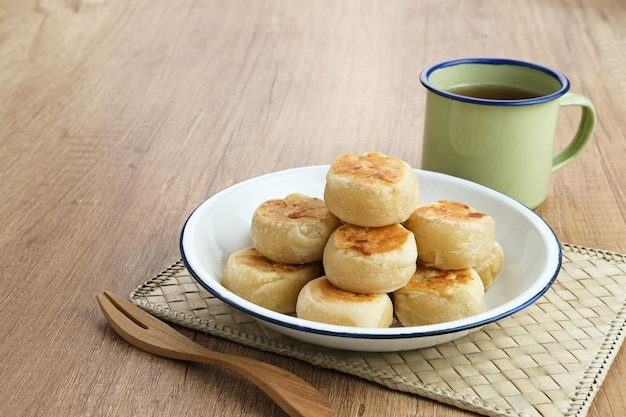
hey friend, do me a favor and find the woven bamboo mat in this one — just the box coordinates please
[130,243,626,417]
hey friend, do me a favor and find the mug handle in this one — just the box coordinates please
[552,92,596,172]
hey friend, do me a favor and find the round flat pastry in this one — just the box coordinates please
[250,193,341,264]
[393,263,486,326]
[296,277,393,328]
[473,241,504,290]
[221,247,321,314]
[404,200,495,270]
[324,152,420,227]
[323,223,417,294]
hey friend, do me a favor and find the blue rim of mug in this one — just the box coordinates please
[420,58,571,106]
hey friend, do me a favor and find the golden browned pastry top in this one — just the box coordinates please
[310,277,380,302]
[329,152,406,185]
[332,223,412,256]
[414,200,490,222]
[255,193,334,224]
[402,263,477,294]
[234,248,309,272]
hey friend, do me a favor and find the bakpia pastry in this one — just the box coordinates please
[221,247,321,314]
[324,152,420,227]
[323,223,417,294]
[473,241,504,290]
[296,277,393,328]
[393,263,486,326]
[404,200,495,270]
[250,193,341,264]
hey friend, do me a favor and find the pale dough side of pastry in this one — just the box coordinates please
[404,200,495,270]
[221,247,322,314]
[324,152,420,227]
[296,277,393,328]
[323,223,418,293]
[250,193,341,264]
[473,241,504,290]
[393,263,485,326]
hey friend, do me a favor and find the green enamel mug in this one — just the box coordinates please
[420,58,596,208]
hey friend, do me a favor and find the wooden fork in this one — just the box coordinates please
[96,291,335,417]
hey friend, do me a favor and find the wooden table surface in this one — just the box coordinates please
[2,0,625,416]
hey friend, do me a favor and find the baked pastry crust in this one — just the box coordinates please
[323,223,418,293]
[221,247,321,314]
[324,152,420,227]
[393,263,485,326]
[404,200,495,270]
[473,241,504,290]
[250,193,341,264]
[296,277,393,328]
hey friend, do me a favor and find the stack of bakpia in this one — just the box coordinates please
[221,152,504,328]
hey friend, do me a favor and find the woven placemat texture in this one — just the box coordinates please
[130,244,626,417]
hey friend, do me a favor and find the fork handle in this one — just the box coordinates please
[122,326,333,417]
[183,349,335,417]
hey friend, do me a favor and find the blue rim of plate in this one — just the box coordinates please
[180,166,562,340]
[419,57,570,106]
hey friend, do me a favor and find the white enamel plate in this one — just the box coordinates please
[180,166,561,351]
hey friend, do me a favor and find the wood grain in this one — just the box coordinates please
[1,0,625,416]
[96,291,335,417]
